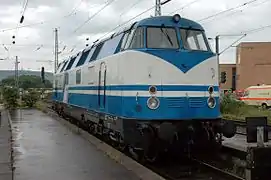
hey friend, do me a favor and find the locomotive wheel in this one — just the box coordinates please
[142,127,159,163]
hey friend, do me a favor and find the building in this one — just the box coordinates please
[236,42,271,90]
[219,64,236,91]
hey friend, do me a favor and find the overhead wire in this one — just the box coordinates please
[0,2,105,33]
[198,0,260,22]
[98,0,197,41]
[72,0,117,34]
[61,0,196,59]
[119,0,146,18]
[202,0,271,25]
[58,0,118,55]
[168,0,202,15]
[241,23,271,34]
[98,5,155,41]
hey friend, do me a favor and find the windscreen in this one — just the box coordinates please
[147,27,179,49]
[180,29,209,51]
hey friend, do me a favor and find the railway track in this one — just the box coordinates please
[43,102,246,180]
[147,155,245,180]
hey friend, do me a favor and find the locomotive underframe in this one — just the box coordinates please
[53,101,235,162]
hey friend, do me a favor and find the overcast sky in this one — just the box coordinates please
[0,0,270,72]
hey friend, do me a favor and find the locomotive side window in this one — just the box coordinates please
[65,56,77,71]
[124,29,135,49]
[64,73,69,85]
[88,47,97,62]
[90,43,104,61]
[56,63,63,73]
[60,60,69,72]
[96,34,123,60]
[76,49,90,67]
[76,69,81,84]
[129,27,144,49]
[88,66,95,85]
[120,32,129,51]
[180,29,208,51]
[54,79,58,88]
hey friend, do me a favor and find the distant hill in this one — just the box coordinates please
[0,70,53,82]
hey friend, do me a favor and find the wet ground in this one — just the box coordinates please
[0,107,12,180]
[11,109,140,180]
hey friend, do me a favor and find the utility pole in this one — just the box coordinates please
[215,35,220,63]
[54,28,59,74]
[155,0,172,16]
[14,56,20,91]
[215,35,221,86]
[155,0,161,16]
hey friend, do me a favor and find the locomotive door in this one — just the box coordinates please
[63,86,69,104]
[63,73,69,104]
[98,62,106,109]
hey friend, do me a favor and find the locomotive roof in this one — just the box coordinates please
[136,15,204,30]
[56,15,205,73]
[87,15,204,50]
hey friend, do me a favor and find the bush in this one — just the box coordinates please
[220,93,246,115]
[22,89,40,108]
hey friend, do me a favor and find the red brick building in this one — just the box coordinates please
[218,42,271,91]
[236,42,271,90]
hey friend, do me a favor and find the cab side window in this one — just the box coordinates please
[129,27,144,49]
[124,29,135,50]
[120,33,129,51]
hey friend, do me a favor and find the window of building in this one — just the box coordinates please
[129,27,144,49]
[147,27,179,49]
[76,69,81,84]
[180,29,208,51]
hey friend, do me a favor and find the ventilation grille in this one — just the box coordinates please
[189,97,205,108]
[166,97,185,108]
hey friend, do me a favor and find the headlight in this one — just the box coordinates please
[207,97,216,108]
[173,14,181,23]
[147,97,160,110]
[208,86,214,94]
[149,86,157,94]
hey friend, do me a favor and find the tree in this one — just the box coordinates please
[1,87,18,109]
[0,75,52,89]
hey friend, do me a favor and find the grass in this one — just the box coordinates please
[221,94,271,124]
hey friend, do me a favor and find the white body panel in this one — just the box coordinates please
[54,50,219,98]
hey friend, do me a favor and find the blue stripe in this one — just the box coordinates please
[52,92,221,120]
[68,85,219,91]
